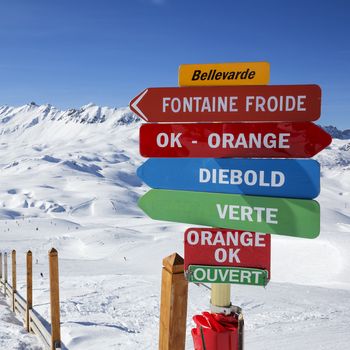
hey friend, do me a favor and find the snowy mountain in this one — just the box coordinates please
[322,125,350,140]
[0,103,139,134]
[0,104,350,350]
[2,102,348,137]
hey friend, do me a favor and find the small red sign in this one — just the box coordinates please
[139,122,331,158]
[130,85,321,122]
[184,228,271,276]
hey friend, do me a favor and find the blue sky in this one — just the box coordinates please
[0,0,349,127]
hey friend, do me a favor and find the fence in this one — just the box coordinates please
[0,248,61,350]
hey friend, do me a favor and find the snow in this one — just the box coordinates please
[0,104,349,349]
[0,296,42,349]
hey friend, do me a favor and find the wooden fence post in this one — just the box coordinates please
[159,253,188,350]
[49,248,61,350]
[12,250,16,312]
[26,250,33,332]
[0,252,2,285]
[4,252,7,296]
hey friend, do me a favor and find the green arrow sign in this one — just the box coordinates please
[187,265,269,286]
[138,189,320,238]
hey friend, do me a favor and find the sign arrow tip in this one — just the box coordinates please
[129,89,149,121]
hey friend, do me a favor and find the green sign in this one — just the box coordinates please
[138,189,320,238]
[187,265,269,286]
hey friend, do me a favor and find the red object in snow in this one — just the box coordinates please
[192,312,243,350]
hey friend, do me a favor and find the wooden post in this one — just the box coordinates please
[0,252,2,285]
[26,251,33,332]
[12,250,16,312]
[159,253,188,350]
[4,252,7,296]
[49,248,61,350]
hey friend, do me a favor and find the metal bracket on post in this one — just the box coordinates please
[210,303,233,316]
[210,303,242,316]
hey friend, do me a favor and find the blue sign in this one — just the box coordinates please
[137,158,320,199]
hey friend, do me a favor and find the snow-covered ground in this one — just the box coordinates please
[0,103,350,349]
[0,295,41,349]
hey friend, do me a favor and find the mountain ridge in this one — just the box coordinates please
[0,103,139,136]
[322,125,350,140]
[0,103,349,139]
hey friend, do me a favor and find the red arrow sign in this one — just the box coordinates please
[130,85,321,122]
[139,122,332,158]
[184,228,271,276]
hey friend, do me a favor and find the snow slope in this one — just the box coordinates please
[0,103,350,349]
[0,295,41,349]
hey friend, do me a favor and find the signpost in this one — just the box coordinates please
[138,189,320,238]
[130,85,321,122]
[178,62,270,86]
[139,122,332,158]
[184,228,271,274]
[137,158,320,199]
[187,265,269,286]
[131,60,332,350]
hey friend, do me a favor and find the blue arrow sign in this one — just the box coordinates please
[137,158,320,199]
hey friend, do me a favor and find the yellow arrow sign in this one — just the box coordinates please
[178,61,270,86]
